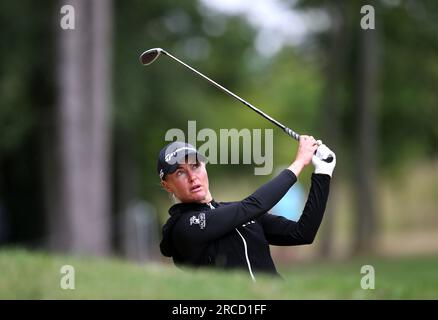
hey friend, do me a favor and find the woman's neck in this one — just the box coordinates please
[199,191,213,204]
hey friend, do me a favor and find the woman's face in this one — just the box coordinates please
[162,160,212,203]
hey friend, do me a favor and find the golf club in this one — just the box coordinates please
[140,48,333,163]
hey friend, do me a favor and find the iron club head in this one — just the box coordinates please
[139,48,164,66]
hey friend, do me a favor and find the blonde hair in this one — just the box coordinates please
[171,193,181,204]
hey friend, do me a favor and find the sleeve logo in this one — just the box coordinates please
[189,212,206,229]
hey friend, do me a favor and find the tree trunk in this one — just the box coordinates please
[88,0,112,255]
[353,2,379,255]
[318,3,344,258]
[52,0,112,255]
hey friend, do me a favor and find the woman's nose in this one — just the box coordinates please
[187,169,198,181]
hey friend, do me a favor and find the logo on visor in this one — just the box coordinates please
[165,151,178,163]
[164,147,198,164]
[189,212,206,230]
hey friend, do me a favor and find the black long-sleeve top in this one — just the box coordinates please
[160,170,331,279]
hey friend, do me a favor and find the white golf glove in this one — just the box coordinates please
[312,144,336,177]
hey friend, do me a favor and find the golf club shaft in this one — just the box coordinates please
[160,50,300,141]
[141,48,333,162]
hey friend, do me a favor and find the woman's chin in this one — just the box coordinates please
[190,191,207,202]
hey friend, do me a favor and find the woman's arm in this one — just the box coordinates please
[174,135,320,245]
[259,173,331,245]
[259,140,336,246]
[174,169,298,244]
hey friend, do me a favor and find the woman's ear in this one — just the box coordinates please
[161,180,173,193]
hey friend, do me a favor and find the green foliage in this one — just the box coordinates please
[0,0,54,154]
[379,2,438,168]
[298,0,438,172]
[0,0,55,242]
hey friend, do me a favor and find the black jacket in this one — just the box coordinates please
[160,169,331,279]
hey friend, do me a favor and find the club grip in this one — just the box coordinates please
[285,128,334,163]
[284,127,300,141]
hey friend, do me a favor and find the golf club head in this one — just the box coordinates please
[139,48,164,65]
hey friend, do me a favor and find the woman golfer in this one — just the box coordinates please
[158,136,336,281]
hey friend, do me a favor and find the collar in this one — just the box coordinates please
[168,199,220,216]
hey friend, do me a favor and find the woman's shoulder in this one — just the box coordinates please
[215,200,238,207]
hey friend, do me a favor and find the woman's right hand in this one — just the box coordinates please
[287,135,318,177]
[295,135,318,166]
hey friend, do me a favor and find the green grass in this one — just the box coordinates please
[1,248,437,299]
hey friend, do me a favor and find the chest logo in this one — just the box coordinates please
[190,212,206,230]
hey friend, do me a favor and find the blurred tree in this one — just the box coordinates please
[298,0,438,255]
[0,0,55,246]
[53,0,112,255]
[378,0,438,168]
[296,0,380,256]
[317,2,346,258]
[353,0,379,254]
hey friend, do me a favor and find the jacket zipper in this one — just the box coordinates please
[235,228,256,282]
